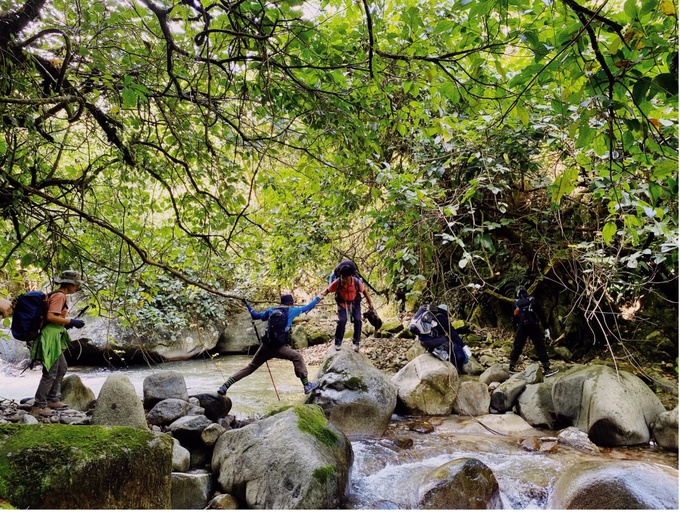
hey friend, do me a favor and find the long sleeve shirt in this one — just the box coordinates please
[247,296,321,331]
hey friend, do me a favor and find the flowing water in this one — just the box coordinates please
[1,356,677,509]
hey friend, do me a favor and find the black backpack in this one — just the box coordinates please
[10,291,55,343]
[514,296,538,325]
[330,260,362,304]
[263,307,290,346]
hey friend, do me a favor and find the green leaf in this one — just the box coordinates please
[551,167,579,204]
[602,222,618,244]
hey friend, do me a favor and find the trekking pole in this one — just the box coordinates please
[249,316,281,401]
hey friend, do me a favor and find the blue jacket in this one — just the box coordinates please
[247,296,321,331]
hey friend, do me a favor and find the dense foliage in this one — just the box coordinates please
[0,0,677,356]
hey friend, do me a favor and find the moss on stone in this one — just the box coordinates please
[344,376,368,392]
[294,404,339,448]
[266,405,293,417]
[0,424,172,509]
[312,465,336,485]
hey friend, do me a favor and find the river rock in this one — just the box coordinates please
[0,424,172,508]
[417,458,502,509]
[91,374,148,429]
[190,393,232,421]
[547,460,678,509]
[307,346,397,437]
[143,371,190,409]
[516,382,555,428]
[479,363,510,385]
[60,373,96,411]
[392,354,459,415]
[452,380,490,417]
[651,406,678,450]
[0,336,29,364]
[490,378,526,413]
[461,355,485,375]
[207,493,240,509]
[551,365,666,446]
[167,414,212,446]
[556,426,599,453]
[146,398,205,426]
[171,470,213,509]
[201,422,227,446]
[169,435,191,471]
[211,404,352,509]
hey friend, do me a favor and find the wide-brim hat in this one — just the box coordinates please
[54,270,82,286]
[280,294,294,305]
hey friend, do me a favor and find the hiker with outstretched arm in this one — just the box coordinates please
[217,293,323,396]
[320,261,374,352]
[30,270,86,417]
[509,285,556,376]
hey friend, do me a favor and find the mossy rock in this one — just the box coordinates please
[0,424,172,509]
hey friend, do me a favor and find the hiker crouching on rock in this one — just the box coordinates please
[417,304,470,372]
[31,270,86,417]
[320,264,374,352]
[217,293,323,396]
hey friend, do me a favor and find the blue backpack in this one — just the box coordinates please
[10,291,56,342]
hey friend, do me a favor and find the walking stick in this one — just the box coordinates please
[249,316,281,401]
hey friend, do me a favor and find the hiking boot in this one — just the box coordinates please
[432,346,449,362]
[30,406,52,417]
[217,383,230,396]
[352,342,360,352]
[508,361,518,374]
[334,342,342,351]
[47,401,68,410]
[303,381,320,394]
[544,367,559,377]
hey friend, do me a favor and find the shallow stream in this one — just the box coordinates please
[1,356,677,509]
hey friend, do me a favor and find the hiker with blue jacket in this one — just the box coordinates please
[217,293,323,396]
[30,270,85,417]
[509,285,556,376]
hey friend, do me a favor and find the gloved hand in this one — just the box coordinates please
[241,298,253,311]
[67,318,85,329]
[544,329,551,340]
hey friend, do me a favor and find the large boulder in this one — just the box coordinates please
[516,382,555,428]
[651,406,678,451]
[60,373,96,411]
[551,365,666,446]
[171,470,213,509]
[547,460,678,509]
[63,315,222,365]
[417,458,502,509]
[307,347,397,437]
[0,424,172,509]
[392,354,459,415]
[143,370,190,409]
[91,374,149,429]
[211,404,353,509]
[215,312,260,354]
[452,380,490,417]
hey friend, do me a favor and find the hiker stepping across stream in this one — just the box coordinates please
[217,293,324,396]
